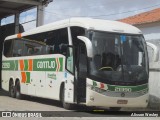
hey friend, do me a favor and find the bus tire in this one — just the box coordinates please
[9,80,15,98]
[15,80,22,99]
[109,107,121,111]
[61,86,74,110]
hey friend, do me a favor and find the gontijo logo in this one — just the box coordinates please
[37,61,55,68]
[36,58,61,72]
[33,58,63,72]
[18,58,63,83]
[18,58,63,72]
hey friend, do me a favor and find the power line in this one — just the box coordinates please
[40,9,72,17]
[89,3,160,18]
[47,0,125,11]
[42,3,160,18]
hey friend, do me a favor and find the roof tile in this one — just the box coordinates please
[119,8,160,25]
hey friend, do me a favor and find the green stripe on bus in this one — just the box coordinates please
[2,60,16,71]
[14,60,18,71]
[59,58,63,71]
[92,80,148,92]
[24,60,28,71]
[26,72,30,83]
[2,57,64,72]
[93,81,97,86]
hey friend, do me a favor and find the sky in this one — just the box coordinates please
[1,0,160,31]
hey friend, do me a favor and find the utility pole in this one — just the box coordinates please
[37,0,53,27]
[15,12,20,33]
[37,4,44,27]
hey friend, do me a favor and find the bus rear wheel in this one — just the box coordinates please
[61,86,74,110]
[15,81,22,99]
[9,80,15,98]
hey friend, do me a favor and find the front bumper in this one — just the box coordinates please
[86,88,149,108]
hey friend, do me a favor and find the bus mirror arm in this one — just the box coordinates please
[77,36,93,58]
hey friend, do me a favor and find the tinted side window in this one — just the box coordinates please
[24,28,69,55]
[23,41,45,56]
[70,27,85,45]
[70,27,85,67]
[4,40,13,57]
[79,44,87,77]
[55,28,69,54]
[13,39,24,57]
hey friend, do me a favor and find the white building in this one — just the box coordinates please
[119,8,160,41]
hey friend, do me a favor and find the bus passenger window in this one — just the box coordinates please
[46,45,54,54]
[55,28,69,54]
[70,27,85,46]
[17,49,22,56]
[4,40,13,57]
[24,28,69,55]
[13,39,24,57]
[27,48,34,55]
[34,46,42,55]
[45,46,50,54]
[23,43,33,56]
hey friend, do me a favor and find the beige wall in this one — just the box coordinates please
[135,22,160,41]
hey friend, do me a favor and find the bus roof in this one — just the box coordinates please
[5,17,142,40]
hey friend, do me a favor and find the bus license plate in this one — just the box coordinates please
[117,100,128,104]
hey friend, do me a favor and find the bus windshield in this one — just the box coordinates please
[88,31,149,85]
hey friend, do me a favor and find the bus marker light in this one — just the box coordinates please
[117,100,128,104]
[17,33,22,38]
[90,96,94,101]
[100,83,104,89]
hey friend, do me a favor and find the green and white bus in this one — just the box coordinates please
[1,18,149,110]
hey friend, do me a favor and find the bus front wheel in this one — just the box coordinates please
[61,86,74,110]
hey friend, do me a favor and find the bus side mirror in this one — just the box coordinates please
[77,36,93,58]
[146,42,159,62]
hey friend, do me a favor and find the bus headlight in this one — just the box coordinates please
[138,88,148,95]
[90,96,94,101]
[91,86,106,93]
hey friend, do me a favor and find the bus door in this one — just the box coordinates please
[64,46,75,103]
[76,43,87,103]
